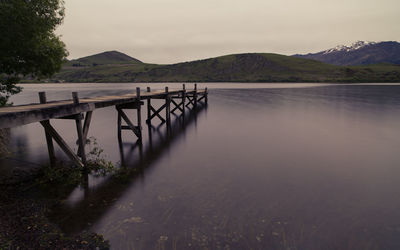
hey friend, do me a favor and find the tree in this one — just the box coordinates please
[0,0,68,106]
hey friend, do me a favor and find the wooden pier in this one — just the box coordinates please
[0,84,208,168]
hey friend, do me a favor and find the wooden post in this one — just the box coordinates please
[165,87,170,123]
[136,87,142,140]
[72,92,79,105]
[194,83,198,108]
[182,84,186,115]
[77,111,92,157]
[39,92,55,167]
[117,110,122,139]
[147,87,151,123]
[72,92,87,166]
[205,87,208,105]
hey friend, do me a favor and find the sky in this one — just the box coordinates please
[57,0,400,64]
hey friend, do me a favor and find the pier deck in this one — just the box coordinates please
[0,84,208,168]
[0,88,206,129]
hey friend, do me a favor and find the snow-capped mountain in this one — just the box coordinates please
[322,41,376,54]
[294,41,400,66]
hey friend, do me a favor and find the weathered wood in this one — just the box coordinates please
[3,86,209,170]
[185,96,195,107]
[42,121,56,167]
[40,121,84,168]
[194,84,198,108]
[170,99,184,113]
[71,92,87,165]
[0,88,207,129]
[38,92,47,104]
[136,88,142,137]
[75,115,87,165]
[197,94,206,103]
[205,87,208,104]
[117,111,122,139]
[165,87,171,122]
[72,92,79,105]
[39,92,55,167]
[115,102,143,109]
[148,105,166,123]
[82,111,93,142]
[117,108,141,138]
[182,84,186,115]
[57,114,84,120]
[78,111,93,157]
[147,87,151,122]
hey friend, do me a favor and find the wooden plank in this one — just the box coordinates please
[57,114,84,120]
[0,87,207,129]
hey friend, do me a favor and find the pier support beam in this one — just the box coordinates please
[73,92,87,166]
[146,86,167,124]
[39,92,56,167]
[39,92,89,168]
[171,84,186,114]
[194,83,198,109]
[117,87,143,141]
[165,87,171,123]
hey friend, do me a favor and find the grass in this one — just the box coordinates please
[51,53,400,83]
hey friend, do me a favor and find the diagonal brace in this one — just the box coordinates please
[117,109,141,138]
[40,121,84,168]
[147,104,166,123]
[186,96,195,107]
[171,99,184,113]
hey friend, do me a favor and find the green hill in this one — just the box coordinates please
[52,52,400,83]
[65,51,142,67]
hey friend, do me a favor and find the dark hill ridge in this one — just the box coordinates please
[294,41,400,66]
[53,52,400,83]
[131,53,343,82]
[65,50,142,67]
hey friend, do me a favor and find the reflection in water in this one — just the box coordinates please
[3,83,400,249]
[49,104,207,235]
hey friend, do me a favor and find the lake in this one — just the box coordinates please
[2,83,400,249]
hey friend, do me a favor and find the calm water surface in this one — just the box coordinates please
[2,83,400,249]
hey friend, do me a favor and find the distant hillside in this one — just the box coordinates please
[65,51,142,67]
[294,41,400,66]
[52,52,400,83]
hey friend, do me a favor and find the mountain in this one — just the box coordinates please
[65,50,142,67]
[294,41,400,66]
[52,52,400,83]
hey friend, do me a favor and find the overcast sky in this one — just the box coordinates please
[57,0,400,64]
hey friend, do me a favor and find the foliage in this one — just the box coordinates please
[0,0,68,105]
[86,137,115,176]
[37,137,116,189]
